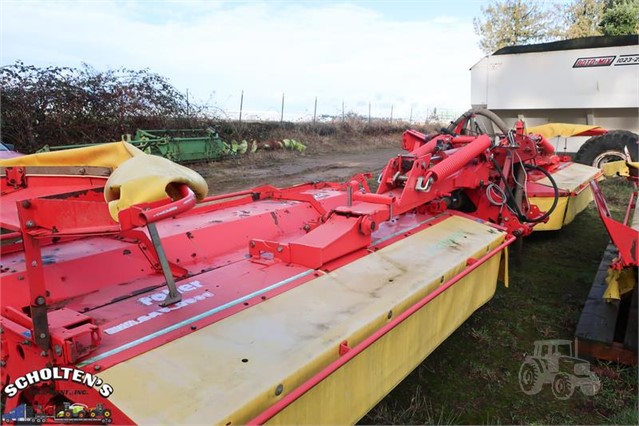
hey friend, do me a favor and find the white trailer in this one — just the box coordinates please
[471,35,638,167]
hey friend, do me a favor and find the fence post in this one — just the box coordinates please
[280,93,285,124]
[313,96,317,124]
[239,90,244,123]
[186,88,190,117]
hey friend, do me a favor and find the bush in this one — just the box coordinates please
[0,62,195,152]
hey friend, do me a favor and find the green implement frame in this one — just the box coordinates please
[38,128,227,163]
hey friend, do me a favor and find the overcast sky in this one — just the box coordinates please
[1,0,494,121]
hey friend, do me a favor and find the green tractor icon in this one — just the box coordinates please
[519,339,601,400]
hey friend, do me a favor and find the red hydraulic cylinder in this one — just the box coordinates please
[428,135,492,182]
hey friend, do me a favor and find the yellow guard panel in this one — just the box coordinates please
[532,162,602,231]
[99,215,506,425]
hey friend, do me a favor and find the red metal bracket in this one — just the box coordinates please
[590,180,638,268]
[3,166,26,189]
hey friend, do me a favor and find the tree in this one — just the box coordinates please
[563,0,606,38]
[473,0,558,54]
[599,0,639,35]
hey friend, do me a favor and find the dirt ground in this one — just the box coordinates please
[192,147,401,195]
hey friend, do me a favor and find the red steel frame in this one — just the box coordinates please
[0,122,575,423]
[589,176,638,270]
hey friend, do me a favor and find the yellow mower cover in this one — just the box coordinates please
[0,142,208,221]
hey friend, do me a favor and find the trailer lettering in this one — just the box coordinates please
[614,54,639,66]
[573,55,615,68]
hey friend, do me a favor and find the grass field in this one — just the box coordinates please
[361,179,638,425]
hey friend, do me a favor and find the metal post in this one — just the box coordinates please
[147,223,182,306]
[186,88,190,117]
[368,102,371,125]
[281,93,285,124]
[313,96,317,124]
[239,90,244,123]
[409,106,413,124]
[390,105,393,124]
[342,99,345,122]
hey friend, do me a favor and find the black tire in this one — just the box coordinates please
[574,130,638,168]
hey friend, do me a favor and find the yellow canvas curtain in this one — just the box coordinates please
[527,123,604,138]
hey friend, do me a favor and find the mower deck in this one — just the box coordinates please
[98,214,508,425]
[1,121,598,424]
[1,179,511,423]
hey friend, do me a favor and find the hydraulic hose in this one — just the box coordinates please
[522,164,559,223]
[489,157,559,223]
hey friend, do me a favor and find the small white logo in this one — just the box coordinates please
[518,339,600,400]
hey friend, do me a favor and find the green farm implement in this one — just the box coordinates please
[37,128,306,163]
[38,128,227,163]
